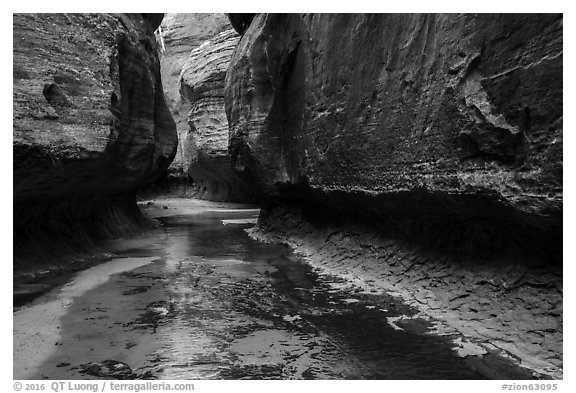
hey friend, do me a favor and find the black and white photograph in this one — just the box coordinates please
[10,3,566,389]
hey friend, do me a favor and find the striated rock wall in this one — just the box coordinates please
[13,13,177,264]
[179,29,256,202]
[225,13,563,376]
[225,13,563,208]
[158,13,230,176]
[225,13,562,258]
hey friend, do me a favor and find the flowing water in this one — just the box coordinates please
[14,199,529,380]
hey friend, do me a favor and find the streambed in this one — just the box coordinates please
[13,199,531,380]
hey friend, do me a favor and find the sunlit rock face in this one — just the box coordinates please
[225,13,562,258]
[158,13,230,176]
[179,29,255,202]
[155,13,254,202]
[13,13,177,262]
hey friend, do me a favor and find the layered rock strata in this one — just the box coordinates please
[158,13,230,175]
[225,13,563,377]
[178,29,255,202]
[13,13,177,265]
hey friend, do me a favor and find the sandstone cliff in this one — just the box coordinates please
[225,14,563,377]
[158,13,230,176]
[226,13,562,259]
[178,29,255,202]
[13,13,177,264]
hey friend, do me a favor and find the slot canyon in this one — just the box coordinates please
[13,13,562,381]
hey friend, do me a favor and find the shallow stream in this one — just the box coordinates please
[13,199,530,380]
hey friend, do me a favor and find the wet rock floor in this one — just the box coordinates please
[14,199,535,380]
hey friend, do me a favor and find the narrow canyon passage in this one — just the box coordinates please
[12,12,563,383]
[14,199,534,380]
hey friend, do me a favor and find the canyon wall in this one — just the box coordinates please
[225,14,563,377]
[13,13,177,265]
[225,13,562,260]
[158,13,230,176]
[152,13,254,202]
[178,29,256,202]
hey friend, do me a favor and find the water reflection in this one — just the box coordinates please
[149,210,486,379]
[29,204,530,380]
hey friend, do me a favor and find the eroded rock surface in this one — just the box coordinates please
[158,13,230,176]
[13,13,177,264]
[226,14,562,212]
[250,207,562,379]
[225,13,563,377]
[178,29,255,202]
